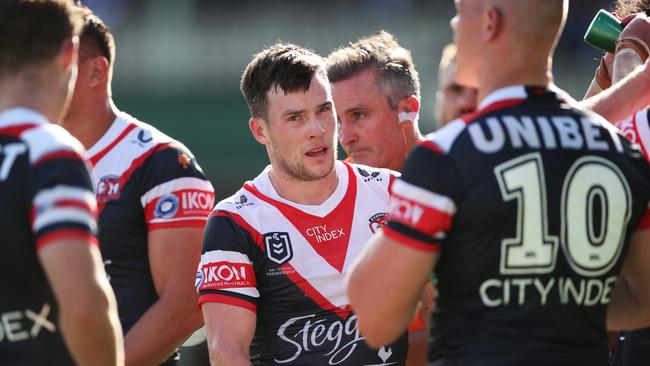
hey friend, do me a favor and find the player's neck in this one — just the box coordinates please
[62,98,117,150]
[0,76,61,123]
[478,53,552,108]
[267,167,339,206]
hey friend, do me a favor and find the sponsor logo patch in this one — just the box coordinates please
[264,232,293,265]
[198,261,255,290]
[357,167,383,182]
[389,196,425,226]
[154,194,180,218]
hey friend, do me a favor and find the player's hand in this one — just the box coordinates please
[595,52,615,89]
[617,13,650,62]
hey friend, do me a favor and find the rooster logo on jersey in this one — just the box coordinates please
[369,213,388,233]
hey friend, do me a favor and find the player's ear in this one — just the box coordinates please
[397,96,420,125]
[249,117,269,145]
[483,6,502,42]
[88,55,110,88]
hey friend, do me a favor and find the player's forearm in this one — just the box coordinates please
[612,49,645,84]
[580,62,650,123]
[124,294,203,366]
[60,283,124,366]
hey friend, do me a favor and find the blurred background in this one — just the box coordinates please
[79,0,616,364]
[84,0,613,199]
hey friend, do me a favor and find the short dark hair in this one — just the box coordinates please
[0,0,82,77]
[240,43,326,119]
[326,31,420,109]
[77,6,115,67]
[615,0,650,17]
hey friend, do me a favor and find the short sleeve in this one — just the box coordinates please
[28,147,97,250]
[196,211,259,313]
[139,144,215,230]
[385,142,462,252]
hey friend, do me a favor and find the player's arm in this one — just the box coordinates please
[123,146,214,365]
[197,211,261,366]
[123,227,205,366]
[607,229,650,331]
[202,303,256,366]
[348,142,458,348]
[30,151,124,366]
[347,232,438,348]
[39,240,124,366]
[581,15,650,122]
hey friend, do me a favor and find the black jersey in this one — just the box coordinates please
[0,108,97,365]
[197,161,408,365]
[86,111,214,339]
[384,86,650,366]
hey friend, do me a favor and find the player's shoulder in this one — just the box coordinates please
[420,119,468,156]
[348,161,398,180]
[213,184,259,215]
[0,108,86,165]
[119,111,194,154]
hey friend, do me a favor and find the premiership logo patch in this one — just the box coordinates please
[369,213,388,233]
[264,232,293,265]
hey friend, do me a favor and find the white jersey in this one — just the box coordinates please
[616,108,650,161]
[197,160,407,366]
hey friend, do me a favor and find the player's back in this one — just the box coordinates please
[398,86,650,366]
[0,108,96,365]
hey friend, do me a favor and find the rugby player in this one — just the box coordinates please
[327,30,430,366]
[197,44,408,365]
[61,6,214,365]
[0,1,123,365]
[347,1,650,365]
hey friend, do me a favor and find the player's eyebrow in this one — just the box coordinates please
[280,108,306,118]
[317,101,333,110]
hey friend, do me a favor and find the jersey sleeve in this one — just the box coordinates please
[139,143,215,230]
[196,211,259,313]
[385,142,462,252]
[25,130,97,250]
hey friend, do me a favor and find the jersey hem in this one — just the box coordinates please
[383,227,440,253]
[198,293,257,313]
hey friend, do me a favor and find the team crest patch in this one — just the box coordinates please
[178,152,191,169]
[369,213,388,233]
[264,232,293,265]
[97,175,121,202]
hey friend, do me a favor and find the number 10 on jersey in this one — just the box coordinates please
[495,152,632,277]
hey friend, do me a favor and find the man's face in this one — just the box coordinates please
[438,59,477,125]
[263,73,337,182]
[451,0,483,87]
[331,68,406,170]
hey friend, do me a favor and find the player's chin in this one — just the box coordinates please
[302,158,335,181]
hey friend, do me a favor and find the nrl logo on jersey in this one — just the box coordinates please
[264,232,293,265]
[369,213,388,233]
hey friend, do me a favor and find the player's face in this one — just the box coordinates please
[437,59,477,126]
[332,68,406,170]
[264,73,337,182]
[451,0,483,88]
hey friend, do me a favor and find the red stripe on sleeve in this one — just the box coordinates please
[148,219,208,231]
[36,229,98,251]
[383,227,440,253]
[198,293,257,313]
